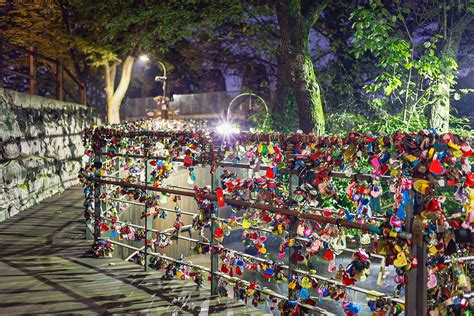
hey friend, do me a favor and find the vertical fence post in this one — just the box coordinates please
[114,155,121,213]
[287,173,299,301]
[415,239,428,315]
[405,189,416,315]
[405,189,427,315]
[210,170,219,296]
[143,146,152,271]
[93,149,102,243]
[56,60,64,101]
[29,46,37,95]
[79,83,86,105]
[0,36,4,88]
[413,189,427,316]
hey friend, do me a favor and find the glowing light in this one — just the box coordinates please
[216,122,240,135]
[139,55,150,62]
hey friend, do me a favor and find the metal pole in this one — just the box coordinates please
[287,173,299,302]
[155,61,168,119]
[93,149,102,243]
[114,156,120,213]
[143,146,152,271]
[415,241,427,315]
[413,189,427,316]
[210,169,219,295]
[405,189,427,316]
[405,189,415,316]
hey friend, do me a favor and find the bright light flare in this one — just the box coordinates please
[216,122,240,135]
[139,55,150,62]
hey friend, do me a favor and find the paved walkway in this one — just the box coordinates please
[0,187,264,315]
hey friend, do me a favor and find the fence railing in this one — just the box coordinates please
[80,119,473,315]
[0,37,86,105]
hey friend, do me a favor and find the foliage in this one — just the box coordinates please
[326,110,427,135]
[2,0,472,131]
[449,112,474,138]
[267,93,299,133]
[1,2,72,62]
[350,2,458,129]
[349,0,473,134]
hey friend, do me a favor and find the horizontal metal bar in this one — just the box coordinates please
[149,250,212,272]
[106,197,198,217]
[104,212,384,264]
[102,156,119,165]
[219,246,399,303]
[294,236,386,260]
[165,184,194,191]
[106,170,121,177]
[103,215,202,243]
[90,177,411,240]
[445,255,474,263]
[103,174,371,221]
[104,238,210,271]
[291,267,405,304]
[99,151,393,182]
[105,238,143,252]
[98,162,389,224]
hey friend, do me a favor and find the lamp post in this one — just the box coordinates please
[154,61,168,119]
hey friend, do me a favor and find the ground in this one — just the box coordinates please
[0,186,265,315]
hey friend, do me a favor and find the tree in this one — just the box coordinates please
[70,1,223,124]
[275,0,329,134]
[429,1,473,132]
[0,1,108,108]
[171,1,330,134]
[2,0,335,131]
[103,57,135,124]
[351,1,473,133]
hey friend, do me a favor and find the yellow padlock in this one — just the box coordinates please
[288,281,296,290]
[448,142,460,151]
[268,145,275,155]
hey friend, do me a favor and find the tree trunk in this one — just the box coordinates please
[429,81,450,132]
[289,49,325,134]
[272,54,291,115]
[104,55,135,124]
[428,13,472,132]
[275,0,326,134]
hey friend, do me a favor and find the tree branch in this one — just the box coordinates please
[302,0,331,25]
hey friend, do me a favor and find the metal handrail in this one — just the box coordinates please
[0,37,86,105]
[92,176,411,240]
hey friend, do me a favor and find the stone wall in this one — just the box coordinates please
[0,88,101,222]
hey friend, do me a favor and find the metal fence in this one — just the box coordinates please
[81,119,473,315]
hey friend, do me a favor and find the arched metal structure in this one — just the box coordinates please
[226,92,269,120]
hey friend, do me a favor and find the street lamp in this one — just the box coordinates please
[138,54,150,62]
[154,61,168,119]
